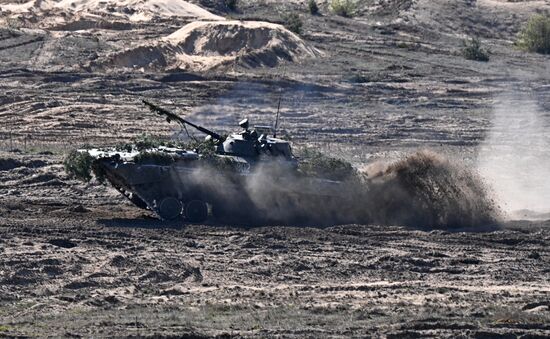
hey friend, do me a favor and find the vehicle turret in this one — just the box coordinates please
[143,100,295,163]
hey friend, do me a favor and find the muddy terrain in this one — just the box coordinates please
[1,0,550,337]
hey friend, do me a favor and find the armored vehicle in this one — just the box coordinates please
[80,100,347,224]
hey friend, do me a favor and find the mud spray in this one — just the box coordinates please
[358,151,498,229]
[181,150,499,229]
[477,92,550,220]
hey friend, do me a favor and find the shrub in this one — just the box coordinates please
[224,0,238,11]
[462,37,490,61]
[308,0,319,15]
[516,14,550,54]
[64,150,94,182]
[330,0,357,18]
[298,148,357,181]
[283,13,303,34]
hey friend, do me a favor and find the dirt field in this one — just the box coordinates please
[1,202,549,337]
[1,0,550,337]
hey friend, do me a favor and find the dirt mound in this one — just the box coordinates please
[106,20,322,71]
[164,20,322,69]
[0,0,224,22]
[363,151,500,229]
[54,0,224,21]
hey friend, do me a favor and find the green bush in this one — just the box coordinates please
[308,0,319,15]
[462,37,489,61]
[330,0,357,18]
[516,14,550,54]
[298,148,357,181]
[283,13,303,34]
[64,150,94,182]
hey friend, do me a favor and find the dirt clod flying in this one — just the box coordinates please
[362,151,500,229]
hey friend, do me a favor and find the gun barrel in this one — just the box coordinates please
[142,100,224,141]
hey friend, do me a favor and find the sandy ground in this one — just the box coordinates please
[1,0,550,337]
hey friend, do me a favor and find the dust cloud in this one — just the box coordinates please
[477,93,550,219]
[183,150,499,229]
[362,151,499,229]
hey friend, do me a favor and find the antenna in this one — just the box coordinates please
[273,66,286,138]
[273,91,282,137]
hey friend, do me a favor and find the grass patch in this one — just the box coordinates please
[516,14,550,54]
[330,0,357,18]
[0,325,10,332]
[462,37,490,62]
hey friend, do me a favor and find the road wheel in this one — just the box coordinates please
[158,197,183,220]
[185,200,208,223]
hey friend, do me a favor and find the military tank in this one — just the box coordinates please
[78,100,349,224]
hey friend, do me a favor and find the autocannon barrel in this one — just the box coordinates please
[142,99,225,141]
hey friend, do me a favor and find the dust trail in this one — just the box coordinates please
[477,93,550,219]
